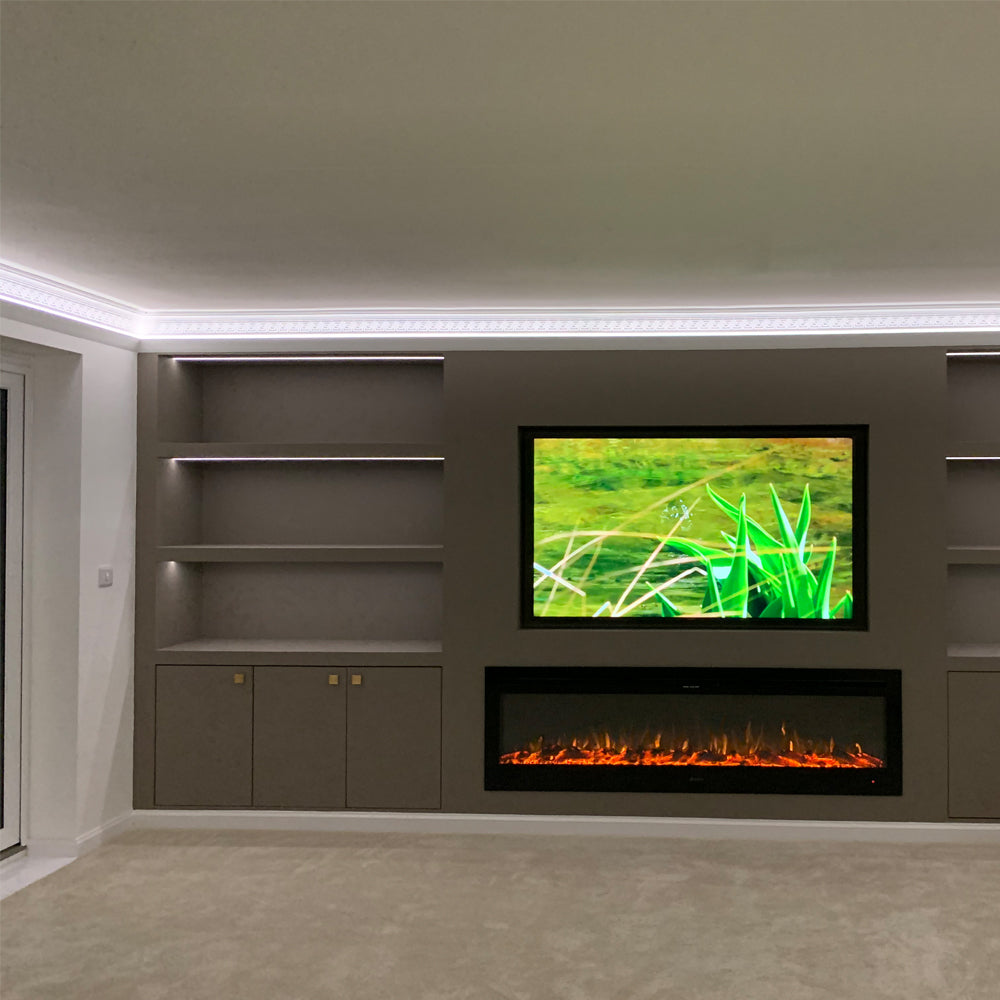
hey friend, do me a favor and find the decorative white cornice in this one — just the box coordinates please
[148,307,1000,339]
[0,261,143,337]
[1,259,998,346]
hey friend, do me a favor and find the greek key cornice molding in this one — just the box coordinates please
[2,260,998,344]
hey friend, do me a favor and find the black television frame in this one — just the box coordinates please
[520,424,869,630]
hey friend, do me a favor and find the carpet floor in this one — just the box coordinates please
[1,828,998,1000]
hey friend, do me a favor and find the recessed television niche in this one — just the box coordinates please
[521,425,868,630]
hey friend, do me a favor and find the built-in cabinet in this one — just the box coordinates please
[945,350,1000,818]
[252,666,345,810]
[948,672,1000,819]
[135,354,445,810]
[154,664,253,808]
[154,665,441,809]
[135,346,999,823]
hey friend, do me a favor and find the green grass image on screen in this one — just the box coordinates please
[531,436,855,620]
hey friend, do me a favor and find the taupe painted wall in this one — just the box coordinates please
[442,348,949,821]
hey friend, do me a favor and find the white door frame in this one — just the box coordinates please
[1,368,25,852]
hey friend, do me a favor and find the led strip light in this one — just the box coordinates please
[171,355,445,362]
[170,456,443,462]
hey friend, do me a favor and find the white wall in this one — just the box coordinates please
[0,312,136,852]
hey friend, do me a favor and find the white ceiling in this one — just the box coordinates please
[2,0,999,312]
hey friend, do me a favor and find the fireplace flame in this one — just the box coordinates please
[500,728,885,769]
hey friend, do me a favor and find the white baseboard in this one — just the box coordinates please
[26,811,134,860]
[22,837,79,859]
[75,812,134,856]
[130,810,1000,844]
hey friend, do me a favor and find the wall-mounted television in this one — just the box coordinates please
[521,425,867,630]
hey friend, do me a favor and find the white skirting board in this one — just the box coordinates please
[25,811,134,859]
[1,813,134,899]
[130,810,1000,844]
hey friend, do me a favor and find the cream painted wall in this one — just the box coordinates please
[0,313,136,852]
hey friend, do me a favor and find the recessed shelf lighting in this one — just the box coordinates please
[171,456,444,462]
[946,456,1000,461]
[171,355,444,362]
[946,351,1000,357]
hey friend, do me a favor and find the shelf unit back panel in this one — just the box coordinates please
[948,462,1000,547]
[947,357,1000,442]
[157,359,444,443]
[157,561,204,647]
[156,561,442,646]
[159,459,443,545]
[947,565,1000,644]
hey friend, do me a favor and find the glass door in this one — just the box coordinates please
[1,370,25,853]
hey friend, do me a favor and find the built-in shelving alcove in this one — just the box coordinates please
[134,354,445,810]
[945,350,1000,819]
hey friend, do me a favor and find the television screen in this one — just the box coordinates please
[521,426,867,629]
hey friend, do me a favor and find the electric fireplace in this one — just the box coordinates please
[485,667,902,795]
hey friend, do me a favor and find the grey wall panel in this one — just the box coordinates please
[948,357,1000,443]
[199,563,442,640]
[441,348,949,821]
[947,463,1000,547]
[155,561,203,647]
[158,459,203,546]
[199,363,444,443]
[134,354,160,807]
[948,566,1000,644]
[157,357,203,442]
[197,461,443,545]
[948,672,1000,818]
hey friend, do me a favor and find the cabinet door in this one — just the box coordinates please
[253,667,346,809]
[346,667,441,810]
[949,672,1000,818]
[155,665,252,807]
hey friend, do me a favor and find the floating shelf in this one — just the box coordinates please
[158,544,444,563]
[946,442,1000,460]
[948,644,1000,661]
[155,637,442,667]
[947,546,1000,565]
[158,442,445,460]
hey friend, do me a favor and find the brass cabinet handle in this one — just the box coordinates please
[328,673,339,686]
[234,673,246,685]
[351,674,362,686]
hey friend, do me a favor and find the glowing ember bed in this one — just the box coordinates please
[485,667,902,795]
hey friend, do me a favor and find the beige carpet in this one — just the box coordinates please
[1,828,998,1000]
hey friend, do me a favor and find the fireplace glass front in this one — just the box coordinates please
[485,667,902,795]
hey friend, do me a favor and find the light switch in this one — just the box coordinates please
[98,566,114,588]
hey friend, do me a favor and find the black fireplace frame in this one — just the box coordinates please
[484,666,902,796]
